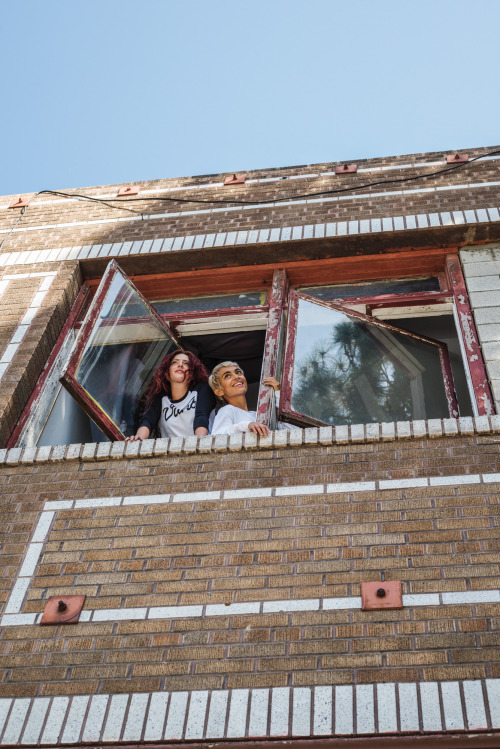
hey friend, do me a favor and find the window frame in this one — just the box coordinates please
[256,269,288,428]
[72,288,269,332]
[445,254,494,416]
[278,288,460,429]
[59,260,184,441]
[8,251,494,448]
[10,267,275,448]
[298,271,448,301]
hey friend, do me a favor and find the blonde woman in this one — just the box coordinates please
[209,361,297,435]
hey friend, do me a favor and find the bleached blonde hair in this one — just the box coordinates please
[208,361,241,395]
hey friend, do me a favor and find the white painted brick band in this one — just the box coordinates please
[0,274,55,384]
[0,679,496,743]
[0,202,499,267]
[7,416,500,467]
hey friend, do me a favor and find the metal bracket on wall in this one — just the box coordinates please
[8,197,30,209]
[40,595,86,625]
[361,581,403,610]
[335,164,358,174]
[446,153,469,163]
[224,173,247,185]
[117,186,140,196]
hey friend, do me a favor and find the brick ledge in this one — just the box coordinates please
[2,415,499,465]
[0,679,498,745]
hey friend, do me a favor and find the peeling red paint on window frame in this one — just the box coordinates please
[256,269,288,426]
[278,289,460,429]
[445,254,495,416]
[59,260,183,442]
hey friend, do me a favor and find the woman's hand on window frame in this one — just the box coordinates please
[262,376,280,391]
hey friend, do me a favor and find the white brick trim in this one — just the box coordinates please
[0,680,497,744]
[0,272,57,382]
[0,202,499,267]
[2,469,500,628]
[6,414,500,464]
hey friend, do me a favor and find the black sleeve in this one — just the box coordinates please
[193,382,216,431]
[138,393,163,433]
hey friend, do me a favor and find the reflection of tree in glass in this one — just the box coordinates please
[293,320,413,425]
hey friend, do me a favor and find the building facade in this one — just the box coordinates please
[0,146,499,746]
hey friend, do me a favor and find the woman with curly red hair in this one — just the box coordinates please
[127,350,215,441]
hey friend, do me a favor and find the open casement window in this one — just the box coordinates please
[59,260,181,441]
[279,290,459,428]
[9,253,491,449]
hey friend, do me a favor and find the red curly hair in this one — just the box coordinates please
[142,350,209,409]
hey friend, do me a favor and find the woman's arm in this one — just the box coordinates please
[261,376,298,430]
[211,406,270,436]
[193,383,216,436]
[262,376,280,391]
[125,393,161,441]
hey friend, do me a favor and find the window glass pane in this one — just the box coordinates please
[391,315,473,417]
[301,277,440,300]
[153,291,266,314]
[291,298,450,425]
[37,386,108,446]
[74,273,178,436]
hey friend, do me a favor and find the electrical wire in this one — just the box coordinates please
[90,148,500,207]
[1,148,499,253]
[0,191,144,253]
[38,190,144,215]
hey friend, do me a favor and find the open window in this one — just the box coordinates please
[58,261,271,441]
[9,251,494,448]
[60,261,182,440]
[157,290,268,415]
[13,262,271,447]
[279,290,459,427]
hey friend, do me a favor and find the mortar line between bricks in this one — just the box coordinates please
[2,468,500,627]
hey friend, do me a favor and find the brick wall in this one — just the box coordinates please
[0,424,499,700]
[0,262,81,446]
[1,146,498,254]
[0,146,499,743]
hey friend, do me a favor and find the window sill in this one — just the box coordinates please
[2,416,499,465]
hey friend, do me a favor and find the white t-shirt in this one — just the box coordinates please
[211,394,298,435]
[138,383,214,439]
[159,390,198,438]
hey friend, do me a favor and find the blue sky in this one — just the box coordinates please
[1,0,499,195]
